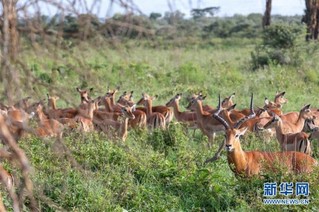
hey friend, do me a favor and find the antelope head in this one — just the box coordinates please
[186,94,206,111]
[299,104,314,121]
[76,87,93,103]
[213,93,255,152]
[166,93,182,107]
[222,92,235,109]
[275,91,288,105]
[120,105,136,120]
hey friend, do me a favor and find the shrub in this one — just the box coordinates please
[250,24,303,70]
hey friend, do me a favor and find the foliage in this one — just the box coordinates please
[251,23,305,70]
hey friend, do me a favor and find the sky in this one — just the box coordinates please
[111,0,306,17]
[19,0,306,18]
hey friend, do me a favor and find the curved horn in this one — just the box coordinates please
[213,94,230,130]
[234,93,256,129]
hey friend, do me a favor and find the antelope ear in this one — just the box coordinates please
[280,91,286,96]
[153,95,158,100]
[76,87,81,92]
[302,104,311,110]
[230,93,235,99]
[239,127,248,136]
[264,98,269,105]
[201,95,207,100]
[227,104,236,111]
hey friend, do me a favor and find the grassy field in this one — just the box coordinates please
[2,36,319,211]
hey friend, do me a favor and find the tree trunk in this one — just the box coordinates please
[303,0,319,40]
[263,0,272,28]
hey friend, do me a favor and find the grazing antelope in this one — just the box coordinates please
[186,94,224,147]
[209,94,317,177]
[165,93,197,127]
[263,115,312,155]
[136,93,166,130]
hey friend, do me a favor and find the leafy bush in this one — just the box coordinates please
[251,24,303,70]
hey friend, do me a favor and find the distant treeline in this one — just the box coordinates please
[16,12,303,41]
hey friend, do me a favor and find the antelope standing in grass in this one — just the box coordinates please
[136,93,166,130]
[165,93,197,128]
[33,102,64,138]
[263,115,312,155]
[186,94,225,147]
[97,105,136,141]
[117,91,147,129]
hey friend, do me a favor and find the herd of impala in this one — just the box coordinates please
[0,87,319,184]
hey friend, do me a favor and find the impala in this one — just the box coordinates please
[186,94,224,147]
[165,93,197,128]
[134,92,173,126]
[136,93,166,130]
[277,104,314,134]
[117,91,147,129]
[33,102,64,138]
[187,91,214,112]
[210,94,317,177]
[46,94,78,119]
[74,99,98,132]
[95,105,136,141]
[263,115,312,155]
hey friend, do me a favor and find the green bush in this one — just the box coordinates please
[250,24,303,70]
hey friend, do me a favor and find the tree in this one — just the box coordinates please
[191,7,220,19]
[302,0,319,40]
[263,0,272,28]
[150,12,162,20]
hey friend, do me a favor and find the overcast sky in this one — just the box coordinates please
[128,0,305,17]
[23,0,306,17]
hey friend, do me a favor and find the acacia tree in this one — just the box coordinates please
[262,0,272,28]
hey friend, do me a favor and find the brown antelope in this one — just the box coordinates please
[136,93,166,130]
[46,94,78,119]
[165,93,197,125]
[100,87,122,113]
[117,91,147,129]
[263,115,312,155]
[186,94,225,147]
[210,94,317,177]
[33,102,64,138]
[134,92,173,126]
[187,91,214,112]
[277,104,314,134]
[74,99,98,132]
[76,87,94,111]
[2,106,32,141]
[96,105,136,141]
